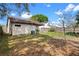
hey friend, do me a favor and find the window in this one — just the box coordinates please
[15,24,21,27]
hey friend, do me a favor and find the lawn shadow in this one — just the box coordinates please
[9,34,68,56]
[1,33,79,56]
[9,34,52,41]
[67,40,79,56]
[0,33,10,55]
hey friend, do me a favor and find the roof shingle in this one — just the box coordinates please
[8,16,43,26]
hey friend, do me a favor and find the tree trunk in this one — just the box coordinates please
[62,20,65,36]
[73,26,76,34]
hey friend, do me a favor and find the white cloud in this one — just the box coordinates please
[51,21,62,27]
[64,4,75,12]
[10,13,16,16]
[73,5,79,11]
[46,4,51,7]
[21,12,32,18]
[50,18,62,27]
[55,4,79,27]
[55,10,63,16]
[64,4,79,12]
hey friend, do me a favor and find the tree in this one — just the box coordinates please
[31,14,48,23]
[69,21,76,33]
[0,3,34,19]
[72,11,79,34]
[0,3,9,19]
[76,11,79,26]
[31,14,48,34]
[0,25,3,37]
[15,3,35,16]
[15,3,30,16]
[55,9,77,35]
[55,10,66,36]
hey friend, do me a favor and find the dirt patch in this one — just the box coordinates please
[0,34,79,56]
[8,39,79,56]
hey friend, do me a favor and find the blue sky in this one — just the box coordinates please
[29,3,68,22]
[0,3,79,25]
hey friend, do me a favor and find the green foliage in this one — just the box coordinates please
[65,32,75,36]
[31,14,48,22]
[65,32,79,37]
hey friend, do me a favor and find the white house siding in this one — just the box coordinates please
[7,19,10,33]
[12,23,37,35]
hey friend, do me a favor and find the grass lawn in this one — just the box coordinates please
[41,32,64,37]
[0,32,79,56]
[41,32,79,41]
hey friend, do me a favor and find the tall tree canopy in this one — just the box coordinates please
[31,14,48,23]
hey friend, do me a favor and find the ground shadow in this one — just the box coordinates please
[0,33,79,56]
[8,34,68,56]
[0,33,10,55]
[67,40,79,56]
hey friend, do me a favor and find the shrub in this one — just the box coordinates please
[65,32,76,36]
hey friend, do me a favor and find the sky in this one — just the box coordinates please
[0,3,79,26]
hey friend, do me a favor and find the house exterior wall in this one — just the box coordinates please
[2,25,7,33]
[7,19,10,33]
[11,23,37,35]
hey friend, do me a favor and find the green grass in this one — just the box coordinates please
[40,32,64,38]
[0,34,11,55]
[40,31,79,41]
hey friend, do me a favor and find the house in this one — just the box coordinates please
[7,16,43,35]
[39,23,50,32]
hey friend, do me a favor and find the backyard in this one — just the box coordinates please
[0,3,79,56]
[0,32,79,56]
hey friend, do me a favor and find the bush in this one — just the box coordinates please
[65,32,76,36]
[65,32,79,37]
